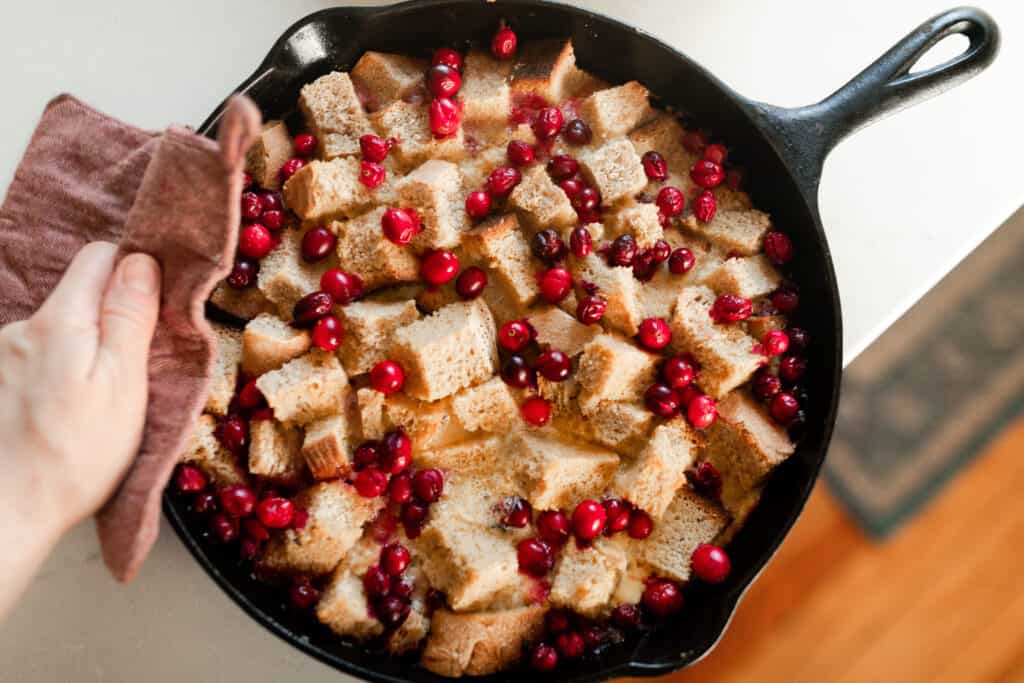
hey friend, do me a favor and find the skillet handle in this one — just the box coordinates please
[750,6,999,195]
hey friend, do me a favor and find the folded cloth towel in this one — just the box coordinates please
[0,94,261,581]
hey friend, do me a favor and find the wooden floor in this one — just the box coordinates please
[625,415,1024,683]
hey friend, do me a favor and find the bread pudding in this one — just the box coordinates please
[179,23,810,678]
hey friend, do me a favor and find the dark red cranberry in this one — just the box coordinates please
[464,189,492,219]
[491,26,517,58]
[427,64,462,98]
[571,185,601,212]
[762,329,790,356]
[486,166,522,198]
[391,577,414,600]
[691,543,731,583]
[547,154,579,180]
[643,579,683,617]
[216,417,248,452]
[611,604,641,629]
[175,465,207,493]
[242,517,269,543]
[521,396,552,427]
[545,609,571,634]
[564,118,592,145]
[292,290,334,327]
[538,267,573,303]
[645,383,681,418]
[651,239,671,263]
[703,143,728,165]
[603,498,631,535]
[210,513,239,543]
[536,349,571,382]
[455,266,488,299]
[293,133,317,157]
[429,97,460,136]
[530,643,558,672]
[401,502,429,538]
[239,224,274,260]
[364,565,391,598]
[432,47,463,71]
[690,159,725,189]
[576,294,607,325]
[370,360,405,394]
[571,499,606,540]
[227,258,259,289]
[376,595,411,628]
[710,294,753,323]
[503,497,532,528]
[687,461,723,500]
[498,319,533,352]
[570,226,593,257]
[582,625,609,650]
[668,248,695,275]
[193,491,217,514]
[788,327,810,351]
[381,429,412,475]
[218,485,257,518]
[753,372,783,399]
[682,129,708,154]
[770,392,800,423]
[261,209,285,231]
[320,268,363,304]
[687,394,717,429]
[289,578,320,609]
[501,354,536,388]
[656,186,685,218]
[278,157,306,184]
[301,227,336,262]
[237,536,259,560]
[260,191,283,211]
[517,538,554,576]
[662,357,695,389]
[412,468,444,503]
[359,160,387,188]
[772,288,800,314]
[764,231,794,265]
[360,134,392,162]
[241,191,264,220]
[536,510,570,544]
[535,106,564,139]
[354,467,388,498]
[607,234,638,267]
[632,249,658,282]
[421,250,460,285]
[291,508,309,529]
[637,317,672,350]
[312,315,343,351]
[628,510,654,539]
[641,150,668,180]
[380,543,411,576]
[578,205,602,225]
[388,472,413,505]
[694,189,717,223]
[507,139,535,166]
[256,497,295,529]
[779,355,807,382]
[381,207,421,246]
[531,229,566,261]
[556,631,585,659]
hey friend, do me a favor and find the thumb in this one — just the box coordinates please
[97,253,161,372]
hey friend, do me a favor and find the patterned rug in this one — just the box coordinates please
[825,206,1024,536]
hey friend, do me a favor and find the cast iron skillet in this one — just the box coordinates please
[164,3,999,681]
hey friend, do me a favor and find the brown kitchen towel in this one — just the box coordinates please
[0,94,261,581]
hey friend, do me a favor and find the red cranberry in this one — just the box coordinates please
[521,396,552,427]
[690,159,725,188]
[710,294,753,323]
[637,317,672,350]
[498,319,533,352]
[464,189,492,219]
[256,497,295,529]
[289,578,320,609]
[662,357,695,389]
[241,191,264,220]
[412,468,444,503]
[354,467,388,498]
[218,485,257,518]
[564,118,592,145]
[503,497,532,528]
[370,360,405,394]
[535,106,563,139]
[578,206,602,225]
[455,266,488,299]
[668,248,695,275]
[486,166,522,198]
[538,267,572,303]
[772,288,800,313]
[536,510,570,544]
[421,250,460,285]
[427,64,462,98]
[546,609,571,632]
[401,503,429,538]
[603,498,631,534]
[687,394,717,429]
[388,472,413,505]
[517,538,554,576]
[175,465,207,493]
[531,229,566,261]
[694,189,717,223]
[556,631,585,659]
[780,355,807,382]
[572,499,606,540]
[607,234,638,267]
[291,508,309,529]
[376,595,411,628]
[571,185,601,213]
[530,643,558,672]
[645,383,681,418]
[687,461,723,500]
[300,226,336,262]
[260,191,283,211]
[429,97,460,136]
[763,329,790,356]
[753,372,783,399]
[656,186,685,218]
[359,160,386,188]
[651,239,671,263]
[382,207,421,246]
[691,543,731,583]
[279,157,306,184]
[632,249,658,282]
[770,392,800,423]
[311,315,343,351]
[241,171,253,189]
[216,417,248,452]
[242,517,270,544]
[788,327,810,351]
[576,294,607,325]
[703,143,728,165]
[432,47,463,71]
[238,537,260,561]
[363,565,391,598]
[354,441,380,469]
[641,151,668,180]
[491,26,517,58]
[643,579,683,616]
[536,349,571,382]
[210,513,239,543]
[501,354,536,388]
[360,134,392,162]
[391,577,414,600]
[292,290,334,327]
[381,429,412,470]
[569,226,593,257]
[239,224,273,260]
[507,139,535,166]
[547,154,579,180]
[764,231,793,265]
[292,133,317,157]
[380,543,411,577]
[227,258,259,288]
[611,603,641,629]
[628,510,654,539]
[261,209,285,231]
[682,129,708,154]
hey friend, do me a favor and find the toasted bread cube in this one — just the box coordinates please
[432,469,521,529]
[459,144,509,188]
[209,281,275,321]
[302,414,353,480]
[669,286,762,397]
[333,207,420,291]
[261,481,383,575]
[462,214,541,309]
[417,517,519,611]
[283,157,372,222]
[612,420,697,517]
[255,350,349,425]
[641,487,728,582]
[714,185,754,211]
[245,120,293,190]
[242,313,311,377]
[451,377,520,433]
[550,537,627,616]
[703,392,795,513]
[579,138,648,205]
[628,114,694,169]
[577,333,659,414]
[258,227,337,318]
[705,255,782,299]
[479,277,530,328]
[511,432,619,510]
[538,375,582,419]
[180,414,246,486]
[606,200,663,248]
[579,81,652,140]
[587,400,654,454]
[421,606,545,678]
[510,39,577,102]
[460,49,514,137]
[562,65,610,99]
[396,160,465,249]
[248,418,305,483]
[391,299,499,401]
[415,435,504,473]
[745,315,787,341]
[682,208,772,256]
[370,100,465,171]
[336,299,419,376]
[206,323,242,415]
[508,165,577,231]
[573,254,644,336]
[316,570,384,639]
[528,306,600,357]
[299,71,373,159]
[351,51,427,109]
[356,387,386,440]
[382,393,452,448]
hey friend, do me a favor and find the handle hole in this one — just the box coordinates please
[908,32,970,74]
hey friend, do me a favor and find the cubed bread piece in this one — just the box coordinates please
[462,213,540,309]
[390,299,498,401]
[356,387,386,440]
[682,208,773,256]
[451,377,519,432]
[415,435,504,473]
[382,393,453,449]
[283,157,372,222]
[579,138,648,205]
[528,306,600,357]
[460,49,514,137]
[396,159,465,249]
[579,81,652,141]
[576,333,659,414]
[302,414,353,480]
[668,286,762,398]
[248,418,306,482]
[421,606,546,678]
[605,200,663,248]
[510,432,619,510]
[416,518,519,611]
[714,185,754,211]
[508,165,577,231]
[703,392,795,513]
[628,113,694,170]
[479,277,529,328]
[459,144,509,188]
[745,315,787,341]
[432,469,521,530]
[562,65,610,99]
[257,227,337,318]
[336,299,419,375]
[209,281,276,321]
[299,71,373,159]
[550,537,627,616]
[206,323,242,415]
[637,267,684,321]
[241,313,311,377]
[586,401,654,454]
[573,254,644,336]
[641,486,728,582]
[611,419,697,517]
[245,120,293,190]
[333,207,420,291]
[370,100,465,171]
[510,39,576,102]
[538,375,582,419]
[351,51,427,109]
[316,569,384,640]
[180,414,245,486]
[255,350,349,425]
[705,255,782,299]
[260,481,383,575]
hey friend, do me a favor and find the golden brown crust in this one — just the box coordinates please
[421,606,546,677]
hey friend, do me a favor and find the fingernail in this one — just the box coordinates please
[121,254,160,295]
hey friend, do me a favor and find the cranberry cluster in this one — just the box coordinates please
[495,319,568,427]
[363,542,415,629]
[424,44,467,138]
[751,327,810,429]
[642,354,717,429]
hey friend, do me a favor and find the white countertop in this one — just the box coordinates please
[1,1,1021,681]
